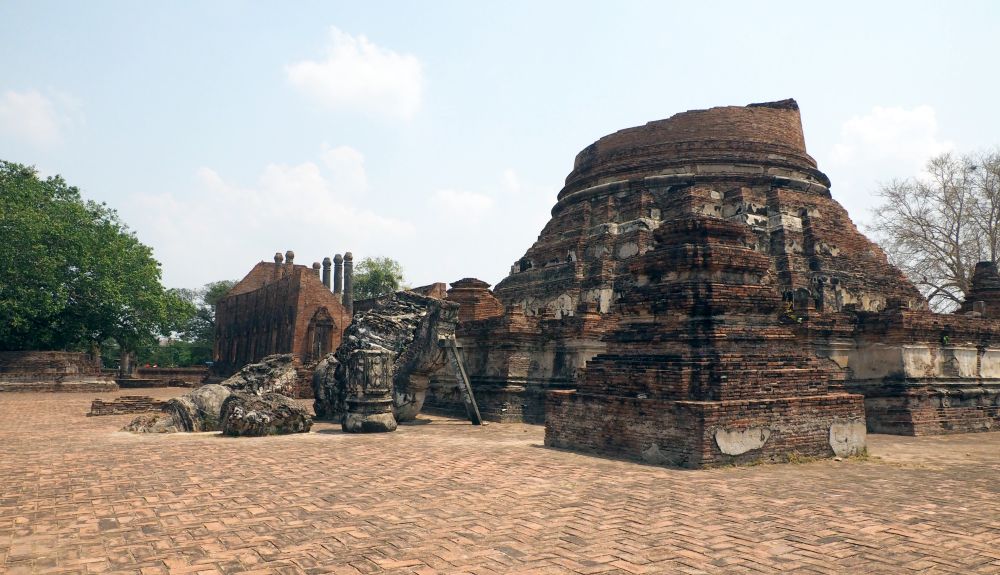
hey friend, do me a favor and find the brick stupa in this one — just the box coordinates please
[546,201,867,467]
[434,99,1000,446]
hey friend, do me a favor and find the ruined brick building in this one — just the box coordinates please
[425,99,1000,466]
[213,250,353,381]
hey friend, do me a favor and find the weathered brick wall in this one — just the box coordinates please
[423,302,608,423]
[542,211,868,465]
[423,375,553,423]
[829,306,1000,434]
[0,351,102,377]
[0,381,118,392]
[290,366,315,399]
[294,268,351,364]
[411,282,448,299]
[546,391,865,468]
[0,351,116,391]
[88,396,166,416]
[860,388,1000,436]
[447,279,504,323]
[215,265,300,374]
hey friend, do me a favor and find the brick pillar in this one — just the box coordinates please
[284,250,295,278]
[273,252,283,280]
[322,257,332,289]
[343,252,354,315]
[334,254,344,299]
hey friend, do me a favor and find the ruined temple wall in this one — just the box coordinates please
[758,187,921,310]
[423,307,610,423]
[861,388,1000,435]
[496,181,919,328]
[215,267,349,376]
[661,183,922,313]
[215,274,298,375]
[828,309,1000,434]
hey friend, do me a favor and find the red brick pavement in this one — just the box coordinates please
[1,389,999,574]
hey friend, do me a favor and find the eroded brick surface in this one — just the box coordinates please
[0,351,115,392]
[2,390,999,574]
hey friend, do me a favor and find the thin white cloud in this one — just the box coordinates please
[502,168,521,194]
[830,105,954,167]
[0,89,80,149]
[429,189,496,223]
[820,105,956,225]
[286,27,424,120]
[320,144,368,195]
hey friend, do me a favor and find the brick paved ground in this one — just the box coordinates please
[1,390,999,575]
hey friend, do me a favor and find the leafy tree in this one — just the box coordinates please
[870,151,1000,311]
[0,161,193,368]
[142,279,235,366]
[352,256,404,300]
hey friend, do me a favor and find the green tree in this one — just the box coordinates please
[180,280,236,365]
[0,161,193,368]
[352,256,404,300]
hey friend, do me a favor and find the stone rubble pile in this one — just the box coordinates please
[124,354,313,435]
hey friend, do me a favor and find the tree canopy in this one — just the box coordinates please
[131,280,235,367]
[352,256,404,300]
[870,151,1000,311]
[0,161,192,353]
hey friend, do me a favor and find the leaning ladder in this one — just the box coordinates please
[443,337,483,425]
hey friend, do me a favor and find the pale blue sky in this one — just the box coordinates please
[2,1,998,288]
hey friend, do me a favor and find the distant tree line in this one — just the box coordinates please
[131,279,236,368]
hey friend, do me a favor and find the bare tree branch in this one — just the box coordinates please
[868,151,999,312]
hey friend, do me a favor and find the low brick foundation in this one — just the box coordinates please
[88,396,166,416]
[116,378,173,389]
[0,351,115,392]
[847,380,1000,435]
[0,381,118,393]
[545,391,866,468]
[135,367,207,387]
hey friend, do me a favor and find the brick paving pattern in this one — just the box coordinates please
[1,390,999,574]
